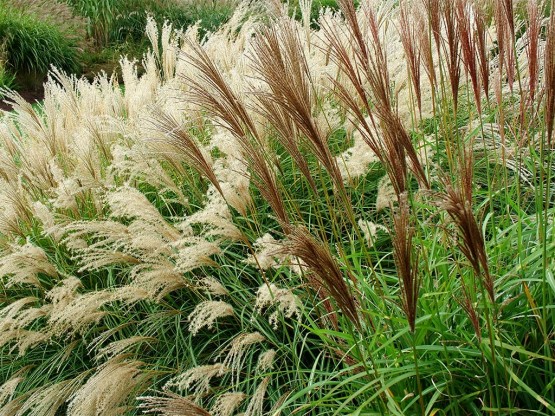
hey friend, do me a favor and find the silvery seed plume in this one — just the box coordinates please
[244,376,270,416]
[67,358,151,416]
[13,375,86,416]
[165,363,229,396]
[221,332,265,386]
[139,391,212,416]
[188,301,235,336]
[254,283,300,329]
[0,376,23,408]
[211,392,246,416]
[0,241,57,288]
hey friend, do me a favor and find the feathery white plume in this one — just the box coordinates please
[254,283,300,329]
[188,301,235,336]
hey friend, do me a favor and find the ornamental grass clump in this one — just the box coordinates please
[0,1,554,414]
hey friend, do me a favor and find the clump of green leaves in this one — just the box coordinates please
[0,1,81,74]
[0,41,16,92]
[65,0,238,47]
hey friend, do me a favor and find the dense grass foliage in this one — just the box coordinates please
[0,0,554,415]
[0,46,17,93]
[65,0,238,46]
[288,0,341,24]
[0,1,82,74]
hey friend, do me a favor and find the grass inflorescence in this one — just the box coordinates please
[0,0,554,415]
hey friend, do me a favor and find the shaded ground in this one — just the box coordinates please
[0,85,45,112]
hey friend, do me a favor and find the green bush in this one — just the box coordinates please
[0,2,81,74]
[0,67,16,91]
[0,69,17,95]
[289,0,342,26]
[65,0,237,47]
[113,0,238,41]
[0,41,16,92]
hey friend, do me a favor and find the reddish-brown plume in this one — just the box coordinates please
[392,194,420,332]
[252,93,317,194]
[418,10,437,92]
[545,0,555,146]
[458,285,482,341]
[400,4,423,115]
[440,148,494,302]
[151,110,223,197]
[525,0,541,105]
[442,1,461,111]
[424,0,442,53]
[250,20,343,190]
[181,41,289,225]
[282,226,361,329]
[473,4,489,102]
[323,3,429,196]
[456,0,481,114]
[494,0,516,90]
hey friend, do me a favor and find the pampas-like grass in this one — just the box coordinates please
[14,375,86,416]
[0,241,57,287]
[244,376,270,416]
[181,38,289,225]
[220,332,265,386]
[357,219,388,248]
[47,287,114,338]
[336,124,380,181]
[0,394,26,415]
[0,376,23,407]
[0,297,50,354]
[211,392,246,416]
[196,276,229,297]
[95,336,157,362]
[165,364,229,396]
[209,128,252,214]
[139,391,212,416]
[150,110,222,198]
[67,358,151,416]
[245,233,283,270]
[0,180,33,238]
[109,144,188,206]
[188,301,235,336]
[254,283,300,329]
[106,186,180,241]
[1,0,554,414]
[179,186,242,241]
[256,349,276,372]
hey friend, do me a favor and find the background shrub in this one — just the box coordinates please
[0,1,82,75]
[65,0,238,47]
[288,0,343,26]
[0,41,17,92]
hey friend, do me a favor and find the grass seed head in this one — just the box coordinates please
[188,301,235,336]
[139,391,212,416]
[211,392,247,416]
